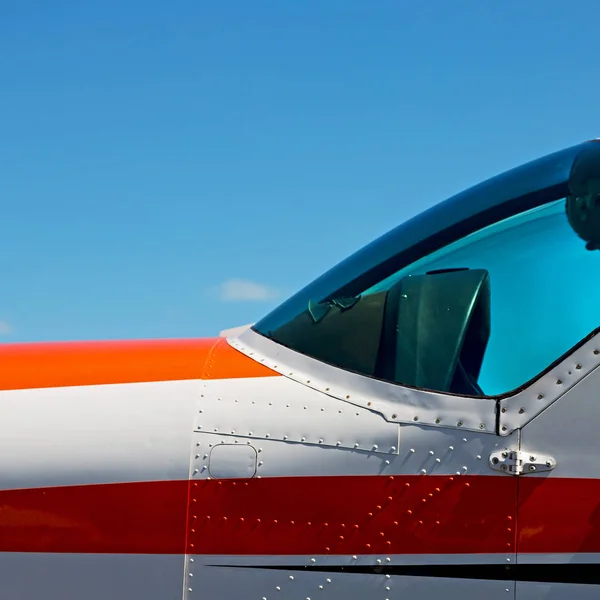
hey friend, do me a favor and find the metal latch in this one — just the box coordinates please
[489,450,556,475]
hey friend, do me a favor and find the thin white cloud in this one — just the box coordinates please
[214,279,279,302]
[0,321,12,335]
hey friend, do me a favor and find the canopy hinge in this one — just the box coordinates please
[489,450,556,475]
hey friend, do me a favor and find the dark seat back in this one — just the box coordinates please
[375,268,491,395]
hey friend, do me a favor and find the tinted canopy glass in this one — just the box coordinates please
[254,141,600,396]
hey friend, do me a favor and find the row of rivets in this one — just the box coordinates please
[228,338,491,432]
[499,345,600,434]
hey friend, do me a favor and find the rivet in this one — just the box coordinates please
[479,423,485,429]
[518,408,525,414]
[276,586,281,591]
[556,379,562,385]
[435,458,441,463]
[421,469,427,474]
[502,426,507,431]
[595,349,599,355]
[377,559,382,564]
[410,448,415,453]
[501,407,507,413]
[319,439,324,443]
[373,444,378,450]
[429,450,434,455]
[576,364,582,370]
[449,446,454,451]
[413,416,419,421]
[311,558,316,563]
[289,576,294,580]
[390,446,396,452]
[457,421,463,427]
[336,441,341,446]
[435,418,441,424]
[391,413,397,419]
[354,443,359,448]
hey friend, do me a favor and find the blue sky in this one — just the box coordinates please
[1,0,599,342]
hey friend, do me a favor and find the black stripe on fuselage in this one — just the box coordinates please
[207,563,600,585]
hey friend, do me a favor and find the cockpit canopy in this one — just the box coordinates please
[253,140,600,397]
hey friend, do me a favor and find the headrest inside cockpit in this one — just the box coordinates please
[270,267,491,396]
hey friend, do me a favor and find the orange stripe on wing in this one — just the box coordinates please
[0,337,278,391]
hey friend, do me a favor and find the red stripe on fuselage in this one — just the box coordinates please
[0,481,189,554]
[0,475,593,555]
